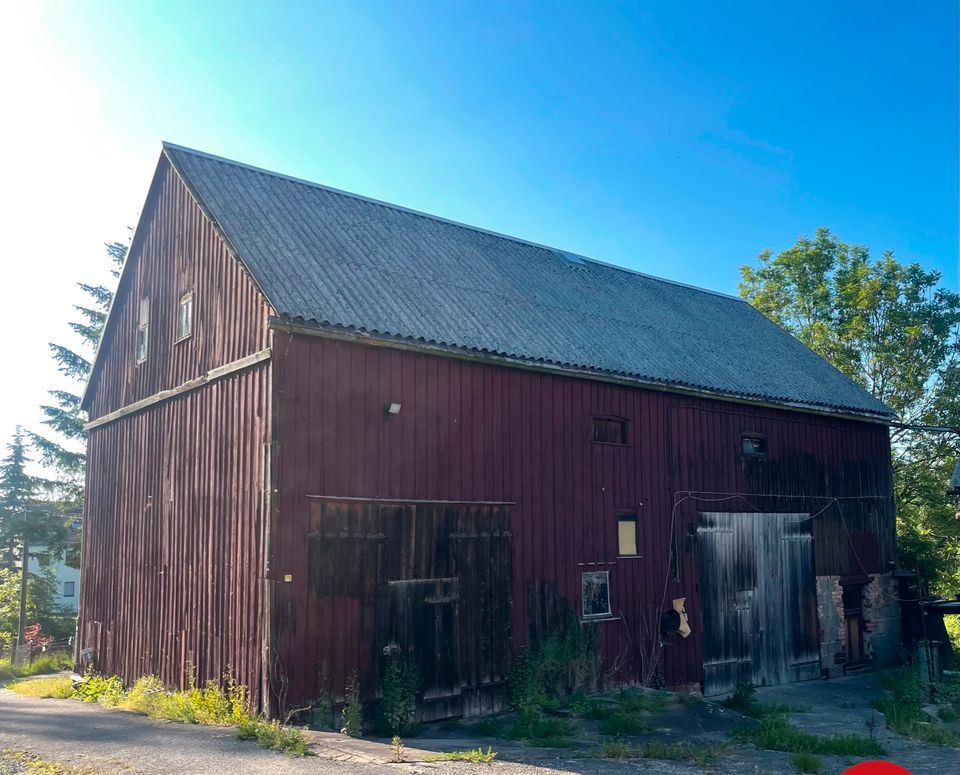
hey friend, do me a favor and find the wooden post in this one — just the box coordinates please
[13,540,28,665]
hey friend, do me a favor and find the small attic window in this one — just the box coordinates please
[176,292,194,342]
[742,433,768,458]
[135,297,149,364]
[593,416,627,445]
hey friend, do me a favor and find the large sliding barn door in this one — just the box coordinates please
[307,500,512,719]
[698,513,820,696]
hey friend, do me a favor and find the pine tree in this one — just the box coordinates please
[0,428,66,661]
[28,242,127,507]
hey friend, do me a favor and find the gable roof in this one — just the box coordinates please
[128,143,893,420]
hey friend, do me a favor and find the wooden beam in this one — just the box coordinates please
[85,348,272,431]
[305,494,515,506]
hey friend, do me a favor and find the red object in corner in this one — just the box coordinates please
[842,762,912,775]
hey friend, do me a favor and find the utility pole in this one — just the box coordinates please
[12,540,28,665]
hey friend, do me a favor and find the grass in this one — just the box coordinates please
[506,712,575,746]
[0,749,99,775]
[790,751,822,773]
[598,710,652,736]
[236,719,309,756]
[595,740,630,759]
[733,715,885,757]
[874,667,960,747]
[0,651,74,682]
[617,687,668,714]
[468,717,505,737]
[9,670,310,758]
[722,683,799,718]
[636,741,720,766]
[7,676,74,699]
[426,747,498,763]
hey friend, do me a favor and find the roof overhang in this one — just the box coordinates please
[269,316,898,427]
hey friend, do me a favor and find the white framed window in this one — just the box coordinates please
[135,297,149,364]
[581,570,612,619]
[176,291,194,342]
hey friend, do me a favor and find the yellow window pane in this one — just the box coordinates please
[618,518,637,556]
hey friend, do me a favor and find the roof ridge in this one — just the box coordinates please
[161,141,744,303]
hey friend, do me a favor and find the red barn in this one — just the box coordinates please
[79,144,899,718]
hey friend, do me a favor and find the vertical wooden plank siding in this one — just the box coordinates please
[86,154,272,419]
[80,363,271,707]
[79,154,274,707]
[271,333,895,703]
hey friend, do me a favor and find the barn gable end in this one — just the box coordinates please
[78,151,274,708]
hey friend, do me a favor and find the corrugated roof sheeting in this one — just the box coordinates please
[164,143,894,419]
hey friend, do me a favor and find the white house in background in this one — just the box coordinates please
[26,518,82,615]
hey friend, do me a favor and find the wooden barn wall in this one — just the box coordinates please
[86,154,272,420]
[270,333,895,702]
[80,154,275,707]
[78,363,270,707]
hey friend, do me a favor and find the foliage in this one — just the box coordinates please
[0,567,72,655]
[8,676,75,698]
[72,672,124,706]
[469,717,505,737]
[235,719,308,756]
[722,682,798,718]
[636,741,719,765]
[340,673,363,738]
[595,740,631,759]
[0,749,99,775]
[426,747,498,763]
[740,228,960,590]
[874,666,960,746]
[381,653,418,734]
[510,610,599,715]
[790,752,822,774]
[598,710,652,736]
[391,735,404,762]
[506,713,574,747]
[0,650,73,681]
[732,714,885,756]
[29,242,127,509]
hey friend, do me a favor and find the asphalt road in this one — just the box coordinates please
[0,689,709,775]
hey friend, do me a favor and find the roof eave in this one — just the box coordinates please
[269,317,898,426]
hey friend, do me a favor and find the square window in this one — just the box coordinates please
[176,292,194,341]
[593,416,627,445]
[617,512,638,556]
[63,581,75,597]
[741,434,768,457]
[581,571,611,619]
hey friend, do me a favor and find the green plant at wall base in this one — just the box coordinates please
[341,673,363,738]
[72,672,124,706]
[874,667,960,746]
[391,735,404,763]
[382,654,418,734]
[510,610,600,715]
[236,719,308,756]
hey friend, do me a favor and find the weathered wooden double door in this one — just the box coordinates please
[697,512,820,696]
[307,499,512,719]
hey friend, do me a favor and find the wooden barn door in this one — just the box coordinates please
[307,499,511,720]
[698,513,819,696]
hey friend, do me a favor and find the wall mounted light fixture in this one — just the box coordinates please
[385,402,402,417]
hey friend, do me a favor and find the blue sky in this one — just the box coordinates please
[1,1,957,452]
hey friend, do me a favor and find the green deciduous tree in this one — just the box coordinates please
[740,227,960,590]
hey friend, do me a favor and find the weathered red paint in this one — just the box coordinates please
[269,331,894,705]
[79,155,272,708]
[80,153,894,714]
